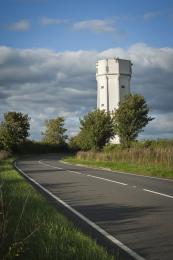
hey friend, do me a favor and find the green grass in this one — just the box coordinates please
[0,158,114,260]
[64,156,173,179]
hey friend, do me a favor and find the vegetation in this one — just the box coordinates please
[64,140,173,179]
[68,135,81,152]
[16,140,68,154]
[0,150,11,160]
[74,109,114,151]
[0,112,30,151]
[113,94,153,147]
[42,117,68,145]
[0,158,114,260]
[0,94,171,259]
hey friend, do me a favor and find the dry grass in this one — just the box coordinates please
[76,142,173,170]
[0,151,11,161]
[65,144,173,178]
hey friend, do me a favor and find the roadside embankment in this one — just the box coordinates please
[0,158,114,260]
[65,144,173,179]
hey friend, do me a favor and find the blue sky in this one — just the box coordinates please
[1,0,173,51]
[0,0,173,140]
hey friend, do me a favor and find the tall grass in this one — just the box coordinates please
[77,140,173,169]
[0,158,114,260]
[0,151,10,161]
[66,140,173,178]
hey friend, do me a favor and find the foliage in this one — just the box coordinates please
[79,109,114,151]
[68,135,81,151]
[113,94,153,147]
[104,139,173,151]
[17,140,68,154]
[0,150,11,160]
[42,117,68,145]
[65,139,173,178]
[0,112,30,151]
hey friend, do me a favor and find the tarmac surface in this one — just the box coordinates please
[15,154,173,260]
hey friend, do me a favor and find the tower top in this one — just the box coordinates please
[96,58,132,77]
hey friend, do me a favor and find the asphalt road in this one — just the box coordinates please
[15,154,173,260]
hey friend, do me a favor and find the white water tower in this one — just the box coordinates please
[96,58,132,143]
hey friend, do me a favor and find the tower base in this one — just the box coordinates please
[110,135,120,144]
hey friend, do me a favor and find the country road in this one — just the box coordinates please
[15,154,173,260]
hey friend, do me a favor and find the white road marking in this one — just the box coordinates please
[40,160,173,200]
[14,161,145,260]
[69,170,82,175]
[143,189,173,199]
[38,160,63,170]
[39,160,127,186]
[86,174,128,186]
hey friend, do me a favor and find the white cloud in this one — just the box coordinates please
[139,112,173,139]
[73,19,115,33]
[0,43,173,140]
[40,17,69,26]
[6,20,31,31]
[143,11,160,21]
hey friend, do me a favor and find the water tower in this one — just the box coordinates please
[96,58,132,143]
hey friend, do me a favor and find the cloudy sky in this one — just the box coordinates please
[0,0,173,140]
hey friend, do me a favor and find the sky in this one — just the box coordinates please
[0,0,173,140]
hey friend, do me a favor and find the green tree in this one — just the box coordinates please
[0,112,30,151]
[113,94,153,147]
[68,134,81,151]
[79,109,114,150]
[42,117,68,145]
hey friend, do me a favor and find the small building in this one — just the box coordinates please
[96,58,132,143]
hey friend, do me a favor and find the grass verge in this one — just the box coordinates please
[0,158,114,260]
[64,156,173,179]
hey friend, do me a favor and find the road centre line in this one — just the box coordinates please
[38,160,63,170]
[86,174,128,186]
[39,160,173,199]
[39,160,127,186]
[143,189,173,199]
[69,170,82,175]
[14,161,145,260]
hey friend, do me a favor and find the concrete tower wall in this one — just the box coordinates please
[96,58,132,143]
[96,58,132,112]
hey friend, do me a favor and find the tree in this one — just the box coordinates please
[79,109,114,150]
[68,134,81,151]
[42,117,68,145]
[113,94,154,147]
[0,112,30,151]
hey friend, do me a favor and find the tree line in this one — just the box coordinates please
[0,94,153,153]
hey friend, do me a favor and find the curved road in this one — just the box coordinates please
[15,154,173,260]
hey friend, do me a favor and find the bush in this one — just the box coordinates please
[77,139,173,168]
[79,109,114,151]
[16,140,69,154]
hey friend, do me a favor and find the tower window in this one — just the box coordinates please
[101,86,104,89]
[101,104,104,107]
[121,85,125,88]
